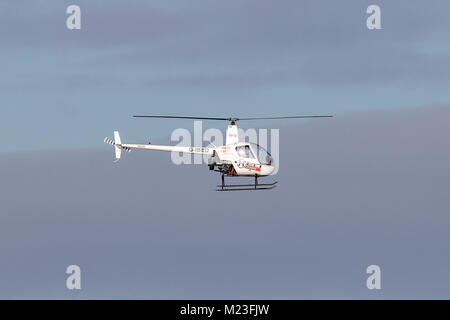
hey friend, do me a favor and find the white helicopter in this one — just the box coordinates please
[104,115,332,191]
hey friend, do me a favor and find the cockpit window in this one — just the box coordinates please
[236,145,255,159]
[249,143,273,165]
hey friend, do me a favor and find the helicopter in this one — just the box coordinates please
[104,115,332,191]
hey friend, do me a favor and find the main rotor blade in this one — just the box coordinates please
[237,115,333,120]
[133,115,229,121]
[133,115,334,122]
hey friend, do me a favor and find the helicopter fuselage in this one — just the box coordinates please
[208,142,275,177]
[105,114,332,190]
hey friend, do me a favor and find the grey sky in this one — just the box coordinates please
[1,1,450,299]
[1,1,450,152]
[1,106,449,299]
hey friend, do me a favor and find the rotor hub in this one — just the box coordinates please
[228,117,238,125]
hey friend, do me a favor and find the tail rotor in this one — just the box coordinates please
[104,131,130,162]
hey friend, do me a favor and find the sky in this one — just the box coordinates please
[1,0,450,152]
[1,1,450,299]
[1,106,450,299]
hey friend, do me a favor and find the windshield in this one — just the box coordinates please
[249,143,273,165]
[236,145,255,159]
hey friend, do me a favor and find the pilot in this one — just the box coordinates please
[237,146,246,158]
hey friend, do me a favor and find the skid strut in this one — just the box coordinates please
[216,174,277,191]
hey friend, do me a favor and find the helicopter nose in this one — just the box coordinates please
[260,164,275,176]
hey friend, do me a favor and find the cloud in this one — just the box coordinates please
[2,0,450,89]
[1,105,449,298]
[2,1,450,157]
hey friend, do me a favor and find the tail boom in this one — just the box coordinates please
[104,131,213,162]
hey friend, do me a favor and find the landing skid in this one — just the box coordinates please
[216,174,278,191]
